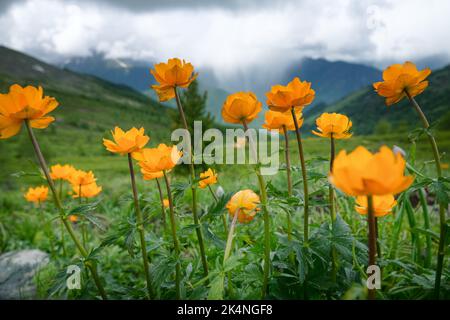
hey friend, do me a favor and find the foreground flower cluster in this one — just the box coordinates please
[0,59,447,300]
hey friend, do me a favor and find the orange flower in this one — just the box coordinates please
[226,189,260,223]
[329,146,414,196]
[312,112,352,139]
[0,84,59,139]
[69,215,78,223]
[140,167,164,181]
[150,58,198,102]
[103,127,149,156]
[50,164,76,181]
[373,61,431,106]
[221,92,262,124]
[72,182,102,198]
[266,77,315,112]
[198,168,218,189]
[163,198,169,208]
[262,109,303,132]
[135,144,182,172]
[69,170,97,186]
[24,185,49,203]
[355,194,397,217]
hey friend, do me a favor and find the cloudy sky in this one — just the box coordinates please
[1,0,450,75]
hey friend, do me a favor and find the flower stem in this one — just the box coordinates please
[418,189,432,268]
[163,171,181,300]
[127,153,153,299]
[59,180,67,256]
[174,87,209,277]
[223,209,239,263]
[290,107,309,242]
[208,185,228,233]
[282,126,293,240]
[367,195,377,300]
[24,120,107,299]
[155,178,167,232]
[406,92,446,299]
[329,135,337,282]
[241,120,271,299]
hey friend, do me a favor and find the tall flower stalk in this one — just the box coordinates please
[367,195,377,300]
[103,126,152,299]
[127,153,153,299]
[163,171,181,300]
[407,92,446,298]
[174,88,209,277]
[25,121,108,299]
[155,178,167,231]
[373,62,445,298]
[282,126,293,239]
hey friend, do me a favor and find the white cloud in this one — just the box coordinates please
[0,0,449,74]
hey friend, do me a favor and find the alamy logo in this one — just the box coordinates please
[366,265,381,290]
[66,265,81,290]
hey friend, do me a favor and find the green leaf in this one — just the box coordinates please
[430,179,450,207]
[68,199,101,216]
[207,273,224,300]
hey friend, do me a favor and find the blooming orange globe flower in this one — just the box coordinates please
[103,127,149,156]
[135,144,182,172]
[329,146,414,196]
[221,92,262,124]
[312,112,352,139]
[373,61,431,106]
[355,194,397,217]
[69,170,97,187]
[24,185,49,204]
[150,58,198,102]
[0,84,59,139]
[198,168,218,189]
[69,215,78,223]
[140,167,164,181]
[50,164,76,181]
[226,189,261,224]
[266,77,315,112]
[163,198,169,208]
[262,109,303,132]
[72,182,102,199]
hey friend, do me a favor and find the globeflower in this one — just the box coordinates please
[103,127,149,155]
[226,189,260,224]
[150,58,198,102]
[69,170,97,186]
[50,164,76,181]
[312,113,352,139]
[262,110,303,132]
[198,168,218,189]
[355,194,397,217]
[329,146,414,196]
[373,61,431,106]
[24,185,49,204]
[0,84,59,139]
[266,77,315,112]
[136,144,182,172]
[140,167,164,180]
[72,182,102,199]
[221,92,262,125]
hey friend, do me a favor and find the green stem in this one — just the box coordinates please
[290,107,309,242]
[242,120,271,298]
[367,195,377,300]
[155,178,167,232]
[163,171,181,300]
[174,87,209,277]
[59,180,67,256]
[208,184,228,234]
[404,197,421,262]
[418,189,432,268]
[223,209,239,263]
[329,135,337,282]
[24,120,107,299]
[406,92,447,299]
[127,153,153,299]
[282,127,293,241]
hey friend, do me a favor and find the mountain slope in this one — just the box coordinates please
[0,46,173,188]
[303,64,450,134]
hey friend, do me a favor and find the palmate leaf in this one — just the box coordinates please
[430,178,450,207]
[68,199,101,216]
[207,273,225,300]
[171,181,189,203]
